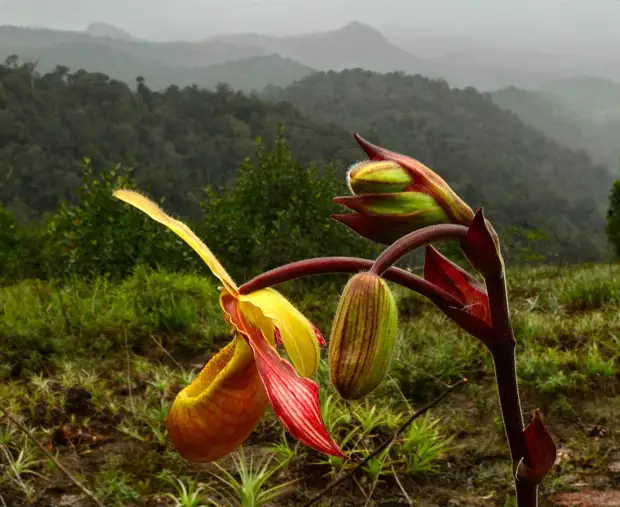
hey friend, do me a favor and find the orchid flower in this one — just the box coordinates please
[114,190,343,463]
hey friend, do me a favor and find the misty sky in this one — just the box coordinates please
[1,0,619,50]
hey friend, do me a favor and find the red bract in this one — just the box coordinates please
[518,410,557,484]
[424,245,494,343]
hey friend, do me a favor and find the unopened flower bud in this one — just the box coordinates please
[348,160,413,194]
[333,134,475,244]
[329,272,398,400]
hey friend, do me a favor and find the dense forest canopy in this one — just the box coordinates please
[0,58,358,220]
[0,60,613,262]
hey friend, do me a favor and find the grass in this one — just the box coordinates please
[0,263,619,506]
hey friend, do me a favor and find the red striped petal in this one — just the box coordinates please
[274,326,283,347]
[245,325,343,457]
[221,291,342,457]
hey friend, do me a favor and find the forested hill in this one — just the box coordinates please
[263,69,613,261]
[0,62,612,262]
[491,80,620,169]
[0,61,358,220]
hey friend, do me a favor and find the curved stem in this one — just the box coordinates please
[239,256,462,308]
[370,224,469,276]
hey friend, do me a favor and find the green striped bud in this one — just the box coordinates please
[329,272,398,400]
[348,160,413,194]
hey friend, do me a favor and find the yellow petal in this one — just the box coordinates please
[167,336,268,462]
[239,288,320,377]
[113,189,238,294]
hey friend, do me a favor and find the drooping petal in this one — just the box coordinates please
[238,288,321,378]
[113,189,238,294]
[244,324,344,458]
[220,294,342,457]
[167,336,268,463]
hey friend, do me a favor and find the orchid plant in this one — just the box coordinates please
[115,133,557,507]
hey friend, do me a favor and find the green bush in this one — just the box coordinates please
[39,159,203,280]
[606,179,620,258]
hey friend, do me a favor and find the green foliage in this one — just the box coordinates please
[0,269,226,377]
[502,226,552,264]
[200,129,378,281]
[606,179,620,258]
[39,159,201,279]
[0,61,357,222]
[0,205,23,280]
[207,449,297,507]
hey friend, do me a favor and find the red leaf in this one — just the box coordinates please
[518,410,557,483]
[424,246,491,325]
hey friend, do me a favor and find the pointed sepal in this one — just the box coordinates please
[460,208,504,278]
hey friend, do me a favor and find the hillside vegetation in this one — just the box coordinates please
[0,60,613,261]
[492,78,620,169]
[263,69,614,261]
[0,264,618,506]
[0,59,358,221]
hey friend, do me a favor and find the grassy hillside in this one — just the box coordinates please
[263,69,614,261]
[0,264,618,505]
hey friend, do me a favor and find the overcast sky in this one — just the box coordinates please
[1,0,619,50]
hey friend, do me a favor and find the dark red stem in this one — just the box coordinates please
[485,273,536,506]
[370,224,469,276]
[239,256,461,309]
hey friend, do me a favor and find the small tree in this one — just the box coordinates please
[606,179,620,258]
[199,128,378,281]
[41,158,201,279]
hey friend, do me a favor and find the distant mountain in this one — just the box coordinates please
[0,42,313,93]
[85,22,137,41]
[0,26,314,92]
[0,25,266,69]
[541,77,620,120]
[387,26,620,91]
[262,69,613,261]
[492,79,620,168]
[206,21,438,77]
